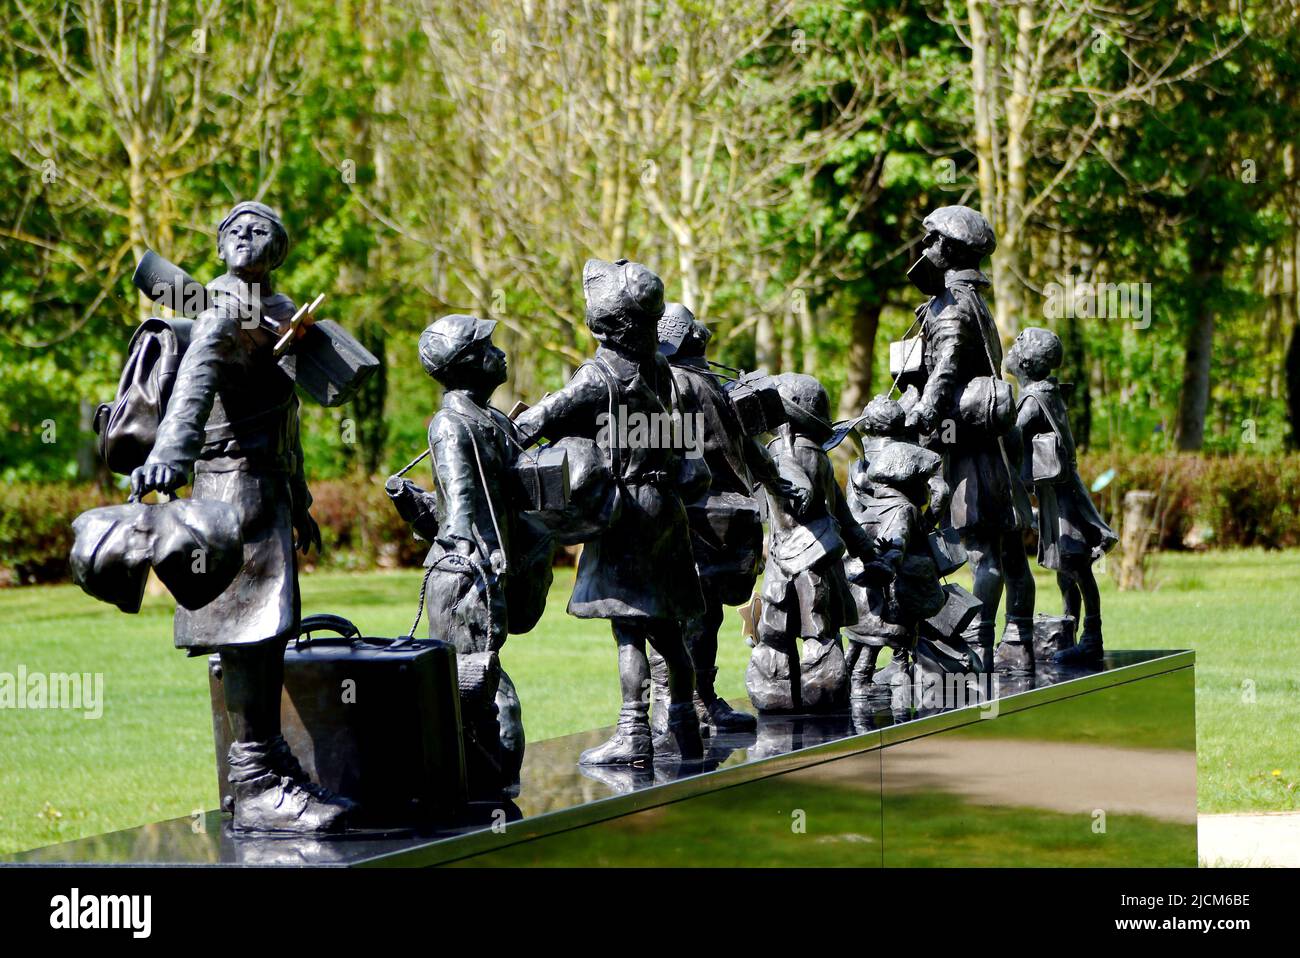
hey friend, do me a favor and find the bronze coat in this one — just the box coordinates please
[515,347,704,623]
[145,275,307,651]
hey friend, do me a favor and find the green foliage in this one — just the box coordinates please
[1,0,1299,476]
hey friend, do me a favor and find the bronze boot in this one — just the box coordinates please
[229,736,355,834]
[694,667,757,734]
[652,702,705,761]
[1055,615,1104,666]
[579,703,653,766]
[993,616,1035,674]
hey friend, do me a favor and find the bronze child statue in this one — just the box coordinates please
[843,396,947,698]
[1006,327,1118,666]
[514,259,706,766]
[648,303,802,737]
[396,314,556,796]
[128,201,355,833]
[746,373,879,713]
[902,205,1037,674]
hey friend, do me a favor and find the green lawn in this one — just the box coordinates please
[1,550,1297,855]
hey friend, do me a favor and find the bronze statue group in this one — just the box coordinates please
[74,200,1117,834]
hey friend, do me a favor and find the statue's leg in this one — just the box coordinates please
[994,529,1036,673]
[746,604,798,713]
[846,639,883,700]
[646,620,705,761]
[220,639,283,743]
[1056,562,1104,665]
[578,619,653,766]
[1058,570,1082,625]
[960,534,1001,673]
[222,639,355,832]
[688,587,756,733]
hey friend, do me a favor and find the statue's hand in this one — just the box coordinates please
[128,462,186,502]
[294,511,322,556]
[772,478,812,517]
[904,404,935,435]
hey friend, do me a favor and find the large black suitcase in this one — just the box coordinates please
[209,613,467,828]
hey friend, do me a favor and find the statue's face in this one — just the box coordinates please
[458,339,508,391]
[219,212,276,274]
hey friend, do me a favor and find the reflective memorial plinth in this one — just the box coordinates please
[6,650,1196,867]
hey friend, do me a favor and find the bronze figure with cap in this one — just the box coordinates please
[746,373,880,713]
[1006,327,1117,666]
[648,303,804,737]
[391,314,556,796]
[903,205,1037,675]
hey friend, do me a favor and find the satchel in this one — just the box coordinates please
[922,583,983,640]
[724,373,787,436]
[1026,393,1070,483]
[1031,431,1067,483]
[93,317,193,475]
[955,375,1015,437]
[928,526,968,577]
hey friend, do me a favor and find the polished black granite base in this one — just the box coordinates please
[6,650,1196,867]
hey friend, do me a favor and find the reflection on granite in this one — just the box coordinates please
[5,650,1189,867]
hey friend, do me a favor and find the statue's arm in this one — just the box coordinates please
[911,308,965,432]
[513,364,604,447]
[133,308,238,497]
[429,413,481,552]
[833,472,878,562]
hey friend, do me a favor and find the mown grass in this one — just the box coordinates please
[0,549,1296,854]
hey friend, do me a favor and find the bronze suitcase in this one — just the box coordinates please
[209,613,467,828]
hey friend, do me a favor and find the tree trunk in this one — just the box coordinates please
[1118,490,1157,591]
[839,296,881,418]
[1286,315,1300,450]
[799,303,816,375]
[756,311,776,371]
[1175,247,1220,451]
[1060,312,1091,449]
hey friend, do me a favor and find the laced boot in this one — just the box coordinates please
[579,703,653,766]
[229,736,355,834]
[694,667,756,734]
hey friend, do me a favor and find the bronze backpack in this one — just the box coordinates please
[92,317,193,475]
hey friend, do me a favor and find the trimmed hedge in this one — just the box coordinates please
[1075,453,1300,551]
[3,454,1299,585]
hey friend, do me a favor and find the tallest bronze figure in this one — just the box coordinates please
[128,201,356,832]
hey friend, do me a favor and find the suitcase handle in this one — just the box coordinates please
[296,613,362,645]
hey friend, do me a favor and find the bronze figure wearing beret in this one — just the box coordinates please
[127,201,354,833]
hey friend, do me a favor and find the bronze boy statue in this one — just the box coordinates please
[746,373,879,713]
[129,201,354,833]
[1006,328,1118,666]
[843,397,947,698]
[402,314,556,796]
